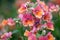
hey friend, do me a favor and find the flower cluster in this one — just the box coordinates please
[0,0,59,40]
[17,0,59,40]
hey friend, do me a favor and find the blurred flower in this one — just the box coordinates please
[1,32,12,40]
[2,19,8,26]
[0,24,3,30]
[51,0,60,5]
[18,14,23,20]
[7,18,15,26]
[38,36,47,40]
[48,2,59,12]
[22,13,34,27]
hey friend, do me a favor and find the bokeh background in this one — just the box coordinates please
[0,0,60,40]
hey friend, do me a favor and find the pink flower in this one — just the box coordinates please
[22,13,34,27]
[18,4,27,14]
[7,18,15,26]
[28,34,37,40]
[43,13,52,22]
[33,5,44,18]
[38,36,47,40]
[1,32,12,40]
[38,32,54,40]
[48,2,59,12]
[46,32,55,40]
[45,21,54,31]
[30,27,37,33]
[18,14,23,20]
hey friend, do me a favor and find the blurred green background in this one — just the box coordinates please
[0,0,60,40]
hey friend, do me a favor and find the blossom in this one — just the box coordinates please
[28,34,37,40]
[22,13,34,27]
[43,13,52,22]
[18,4,27,14]
[46,32,55,40]
[48,2,59,12]
[38,32,54,40]
[1,32,12,40]
[24,30,37,40]
[33,5,44,18]
[7,18,15,26]
[45,21,54,31]
[2,19,8,26]
[24,30,30,37]
[39,1,49,12]
[38,36,47,40]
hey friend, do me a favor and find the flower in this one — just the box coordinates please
[40,1,49,12]
[43,13,52,22]
[33,5,44,18]
[38,36,47,40]
[46,32,55,40]
[2,19,8,26]
[18,4,27,14]
[38,32,54,40]
[7,18,15,26]
[1,32,12,40]
[22,13,34,27]
[18,14,23,20]
[24,30,30,37]
[45,21,54,31]
[48,2,59,12]
[28,34,37,40]
[24,30,37,40]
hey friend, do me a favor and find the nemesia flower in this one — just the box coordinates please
[7,18,15,26]
[22,13,34,27]
[18,4,27,14]
[45,21,54,31]
[38,32,55,40]
[48,2,59,12]
[33,5,44,18]
[52,0,60,5]
[43,13,52,22]
[18,14,23,20]
[2,19,8,26]
[1,32,12,40]
[46,32,55,40]
[38,36,47,40]
[28,34,37,40]
[24,30,37,40]
[24,30,30,37]
[39,1,49,12]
